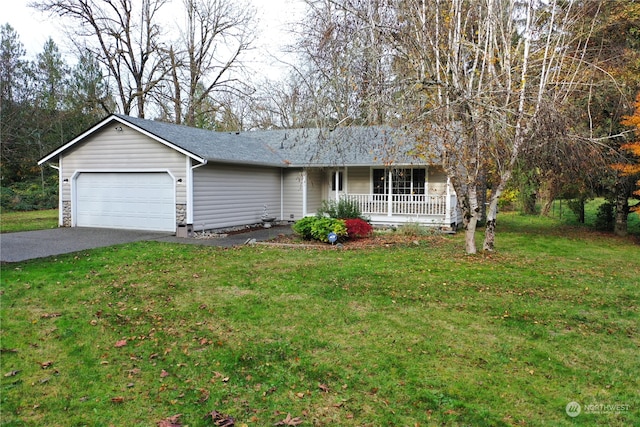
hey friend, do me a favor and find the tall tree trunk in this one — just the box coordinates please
[483,201,498,252]
[614,180,630,237]
[483,174,509,251]
[460,186,480,255]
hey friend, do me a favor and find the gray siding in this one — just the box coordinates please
[61,126,187,202]
[193,163,281,230]
[306,168,323,214]
[283,169,305,220]
[346,167,370,193]
[282,168,324,219]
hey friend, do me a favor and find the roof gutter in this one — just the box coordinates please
[191,159,208,169]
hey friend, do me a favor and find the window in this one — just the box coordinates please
[331,171,343,191]
[373,168,426,195]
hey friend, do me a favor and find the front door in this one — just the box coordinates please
[328,169,345,202]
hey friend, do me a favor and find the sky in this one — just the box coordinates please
[4,0,304,76]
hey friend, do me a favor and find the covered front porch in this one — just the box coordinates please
[324,166,460,230]
[286,165,461,230]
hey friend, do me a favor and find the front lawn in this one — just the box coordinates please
[1,213,638,426]
[0,209,58,233]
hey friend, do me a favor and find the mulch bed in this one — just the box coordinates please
[263,231,449,249]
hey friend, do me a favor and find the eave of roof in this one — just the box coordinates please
[38,115,208,165]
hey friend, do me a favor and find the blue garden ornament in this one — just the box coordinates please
[328,232,338,244]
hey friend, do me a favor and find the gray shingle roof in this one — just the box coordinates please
[117,114,429,167]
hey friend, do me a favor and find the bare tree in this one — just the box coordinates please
[32,0,170,118]
[293,0,396,127]
[162,0,256,126]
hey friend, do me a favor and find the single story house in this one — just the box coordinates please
[38,114,461,235]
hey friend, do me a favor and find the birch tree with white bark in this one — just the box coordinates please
[391,0,605,253]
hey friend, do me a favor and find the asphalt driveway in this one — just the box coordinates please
[0,226,293,263]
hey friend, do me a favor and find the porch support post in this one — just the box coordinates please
[302,169,308,217]
[445,176,452,225]
[344,167,348,197]
[387,169,393,217]
[334,169,340,203]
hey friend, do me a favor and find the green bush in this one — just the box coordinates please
[292,216,317,240]
[317,199,362,219]
[1,179,58,211]
[498,188,518,211]
[594,201,615,231]
[293,216,348,242]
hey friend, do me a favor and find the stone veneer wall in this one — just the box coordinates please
[62,201,71,227]
[176,203,187,225]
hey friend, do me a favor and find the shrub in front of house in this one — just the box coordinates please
[344,218,373,238]
[317,199,363,219]
[293,216,348,242]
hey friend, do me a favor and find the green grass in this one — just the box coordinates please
[547,198,640,234]
[1,213,638,426]
[0,209,58,233]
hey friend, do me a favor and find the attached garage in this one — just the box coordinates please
[74,172,176,232]
[37,114,289,234]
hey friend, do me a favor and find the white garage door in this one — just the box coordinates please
[75,172,175,232]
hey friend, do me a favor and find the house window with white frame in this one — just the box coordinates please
[373,168,426,195]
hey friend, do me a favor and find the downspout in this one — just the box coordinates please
[188,159,208,224]
[48,163,62,226]
[302,169,308,217]
[280,169,284,222]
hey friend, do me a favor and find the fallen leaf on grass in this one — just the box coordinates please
[4,370,20,377]
[318,383,330,392]
[114,339,127,348]
[160,370,170,378]
[206,410,235,426]
[274,413,303,426]
[157,414,182,427]
[111,396,125,404]
[127,368,141,377]
[0,348,18,354]
[40,361,53,369]
[197,388,210,404]
[40,313,62,319]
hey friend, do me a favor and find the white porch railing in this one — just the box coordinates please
[342,194,447,216]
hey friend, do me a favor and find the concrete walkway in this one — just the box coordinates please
[0,225,293,263]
